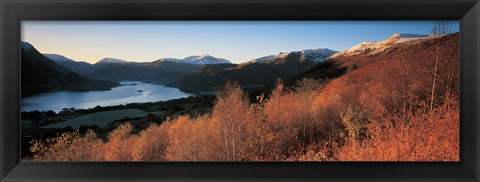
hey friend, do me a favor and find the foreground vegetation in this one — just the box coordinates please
[27,33,459,161]
[21,95,215,158]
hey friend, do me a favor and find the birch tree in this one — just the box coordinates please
[430,21,451,111]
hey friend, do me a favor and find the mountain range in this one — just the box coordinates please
[156,55,231,65]
[23,32,446,96]
[85,59,203,84]
[44,54,234,84]
[35,46,340,93]
[167,48,339,93]
[291,33,437,84]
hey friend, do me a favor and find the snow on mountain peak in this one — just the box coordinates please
[246,48,338,64]
[300,48,339,62]
[331,33,431,58]
[196,54,214,60]
[249,55,276,63]
[277,52,291,59]
[96,58,128,64]
[159,55,232,65]
[275,48,338,62]
[384,33,429,44]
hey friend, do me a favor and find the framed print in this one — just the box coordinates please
[1,0,479,181]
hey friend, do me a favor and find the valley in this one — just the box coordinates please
[21,30,460,161]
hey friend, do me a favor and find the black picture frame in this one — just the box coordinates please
[1,0,479,181]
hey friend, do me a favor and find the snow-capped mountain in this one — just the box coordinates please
[271,48,338,63]
[248,55,276,63]
[158,55,231,65]
[184,55,231,64]
[95,58,128,65]
[44,54,77,63]
[383,33,431,44]
[246,48,338,65]
[331,33,431,58]
[170,48,338,93]
[300,48,339,62]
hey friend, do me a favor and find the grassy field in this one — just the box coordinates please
[21,120,36,130]
[41,109,148,129]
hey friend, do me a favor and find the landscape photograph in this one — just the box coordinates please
[21,21,459,161]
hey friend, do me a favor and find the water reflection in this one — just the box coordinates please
[21,81,192,112]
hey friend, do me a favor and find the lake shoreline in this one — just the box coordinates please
[21,81,193,113]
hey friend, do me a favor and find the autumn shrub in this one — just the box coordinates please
[30,130,103,161]
[132,123,170,161]
[261,81,310,159]
[334,97,459,161]
[166,115,222,161]
[340,105,369,141]
[186,115,220,160]
[103,124,137,161]
[297,34,459,161]
[164,116,194,160]
[208,82,252,161]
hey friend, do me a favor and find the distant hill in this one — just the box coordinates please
[21,42,119,96]
[85,59,202,84]
[157,54,232,65]
[83,55,232,83]
[43,54,93,74]
[96,57,128,64]
[78,58,129,76]
[168,48,338,93]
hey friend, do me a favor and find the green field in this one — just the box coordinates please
[41,109,149,129]
[21,120,35,130]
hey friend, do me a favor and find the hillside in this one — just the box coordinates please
[168,48,338,93]
[289,33,437,84]
[157,54,232,65]
[84,55,231,83]
[86,60,202,84]
[21,42,119,96]
[43,54,93,74]
[330,33,432,68]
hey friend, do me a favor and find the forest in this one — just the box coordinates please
[27,31,459,162]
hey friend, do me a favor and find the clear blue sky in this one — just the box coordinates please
[22,21,459,64]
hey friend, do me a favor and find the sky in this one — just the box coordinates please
[22,21,459,64]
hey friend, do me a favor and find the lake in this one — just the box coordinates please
[21,81,192,112]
